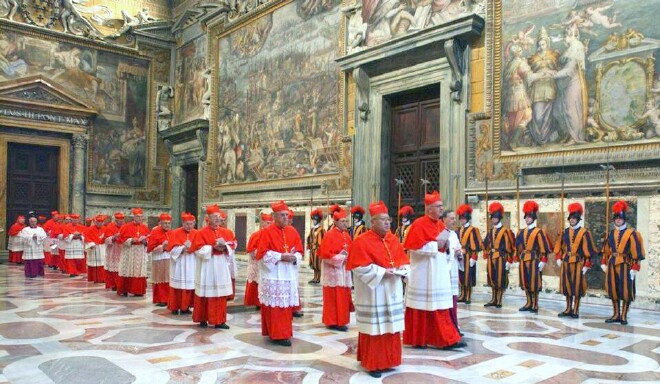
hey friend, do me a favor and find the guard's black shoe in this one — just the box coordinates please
[293,312,304,318]
[272,339,291,346]
[215,323,230,329]
[368,371,381,378]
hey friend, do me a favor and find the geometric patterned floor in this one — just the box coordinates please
[0,261,658,383]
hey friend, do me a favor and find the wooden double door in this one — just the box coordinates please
[5,143,59,233]
[389,85,441,222]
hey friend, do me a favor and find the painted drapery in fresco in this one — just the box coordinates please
[214,0,341,185]
[173,34,207,125]
[0,30,150,189]
[499,0,659,155]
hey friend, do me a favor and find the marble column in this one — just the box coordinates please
[71,134,88,216]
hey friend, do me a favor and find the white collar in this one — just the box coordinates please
[527,222,537,230]
[313,223,320,229]
[402,218,410,225]
[463,222,471,228]
[571,221,583,230]
[616,223,627,231]
[354,220,363,226]
[494,222,502,229]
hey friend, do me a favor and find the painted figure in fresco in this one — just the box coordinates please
[503,44,532,150]
[636,99,660,139]
[0,32,27,79]
[551,24,588,145]
[121,117,146,185]
[585,4,621,29]
[526,27,559,146]
[600,200,645,325]
[53,46,100,100]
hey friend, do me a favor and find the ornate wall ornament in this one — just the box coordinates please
[72,133,88,148]
[487,0,660,165]
[21,0,61,29]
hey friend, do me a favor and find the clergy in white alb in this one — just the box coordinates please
[20,216,47,278]
[167,212,198,314]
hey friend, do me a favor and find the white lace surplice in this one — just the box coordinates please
[258,250,301,308]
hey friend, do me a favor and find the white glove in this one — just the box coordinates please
[469,258,476,268]
[505,262,511,271]
[538,262,546,272]
[512,262,520,268]
[556,259,562,268]
[630,270,636,281]
[601,264,607,273]
[582,266,588,275]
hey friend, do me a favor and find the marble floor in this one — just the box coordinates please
[0,261,658,384]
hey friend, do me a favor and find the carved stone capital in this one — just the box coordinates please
[72,134,89,149]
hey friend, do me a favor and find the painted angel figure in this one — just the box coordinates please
[585,4,621,29]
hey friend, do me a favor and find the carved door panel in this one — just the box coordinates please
[5,143,59,237]
[389,89,440,228]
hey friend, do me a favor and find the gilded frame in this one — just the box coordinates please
[205,0,345,199]
[486,1,660,167]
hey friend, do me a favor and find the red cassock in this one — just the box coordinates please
[117,222,150,296]
[244,229,262,307]
[319,227,353,327]
[103,222,120,289]
[63,223,88,275]
[84,225,106,283]
[346,230,409,372]
[147,226,170,304]
[189,226,235,326]
[402,215,460,348]
[257,224,303,341]
[8,222,25,264]
[166,227,198,312]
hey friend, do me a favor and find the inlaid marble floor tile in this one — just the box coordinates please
[0,262,658,383]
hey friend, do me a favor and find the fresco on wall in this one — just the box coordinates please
[0,30,150,189]
[499,0,660,155]
[215,0,341,185]
[346,0,484,50]
[174,34,207,125]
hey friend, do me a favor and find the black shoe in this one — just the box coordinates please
[495,304,502,308]
[272,339,291,346]
[368,371,381,378]
[172,310,180,315]
[156,303,167,307]
[293,312,304,318]
[558,311,572,317]
[134,294,144,297]
[335,325,348,332]
[459,331,465,337]
[412,345,427,349]
[199,321,208,327]
[570,313,579,319]
[215,323,230,329]
[308,280,316,284]
[519,306,531,312]
[442,341,467,350]
[605,317,620,324]
[111,287,117,291]
[529,308,538,314]
[620,319,628,325]
[255,306,261,310]
[120,293,128,297]
[181,310,192,314]
[484,302,496,307]
[465,300,471,305]
[69,274,77,278]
